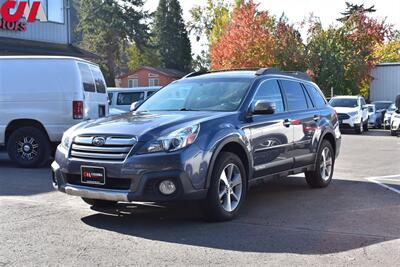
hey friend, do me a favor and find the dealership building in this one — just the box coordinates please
[370,63,400,102]
[0,0,94,58]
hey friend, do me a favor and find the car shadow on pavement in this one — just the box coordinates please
[81,176,400,255]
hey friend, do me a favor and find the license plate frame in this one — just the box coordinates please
[81,166,106,185]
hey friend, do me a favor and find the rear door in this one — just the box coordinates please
[77,62,108,119]
[248,79,294,177]
[280,80,319,168]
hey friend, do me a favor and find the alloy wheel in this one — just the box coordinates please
[218,163,243,212]
[320,147,333,181]
[16,136,39,161]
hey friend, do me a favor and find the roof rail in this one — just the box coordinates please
[256,68,312,81]
[184,67,312,81]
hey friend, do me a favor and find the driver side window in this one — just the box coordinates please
[253,80,285,113]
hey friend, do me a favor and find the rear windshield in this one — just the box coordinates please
[78,63,95,92]
[90,66,107,93]
[372,102,392,110]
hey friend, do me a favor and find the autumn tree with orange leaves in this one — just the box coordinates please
[210,0,276,69]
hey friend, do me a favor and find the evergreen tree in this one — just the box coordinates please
[154,0,192,72]
[77,0,150,85]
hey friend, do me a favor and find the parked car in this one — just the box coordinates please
[384,104,397,128]
[0,56,108,167]
[329,96,369,134]
[366,104,382,128]
[391,96,400,136]
[107,87,161,115]
[52,68,341,221]
[372,100,393,117]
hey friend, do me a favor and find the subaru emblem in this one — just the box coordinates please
[92,137,106,147]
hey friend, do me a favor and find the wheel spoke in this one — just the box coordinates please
[231,175,242,188]
[225,193,232,212]
[219,189,226,200]
[231,192,240,202]
[225,164,234,181]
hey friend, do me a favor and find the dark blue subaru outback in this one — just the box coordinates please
[52,68,341,221]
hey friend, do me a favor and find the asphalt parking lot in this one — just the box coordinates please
[1,130,400,266]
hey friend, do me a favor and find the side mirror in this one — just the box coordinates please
[130,101,143,111]
[252,100,276,115]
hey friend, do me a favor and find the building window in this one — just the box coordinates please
[149,78,159,87]
[128,79,139,88]
[47,0,64,23]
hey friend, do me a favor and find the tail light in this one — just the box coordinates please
[333,109,338,120]
[73,101,84,119]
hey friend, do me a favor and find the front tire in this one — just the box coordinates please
[82,198,118,208]
[355,121,364,134]
[305,140,335,188]
[7,126,51,168]
[203,152,247,221]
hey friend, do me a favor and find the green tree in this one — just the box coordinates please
[77,0,150,85]
[154,0,192,72]
[127,44,161,70]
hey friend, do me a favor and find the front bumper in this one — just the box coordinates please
[391,117,400,131]
[51,145,209,203]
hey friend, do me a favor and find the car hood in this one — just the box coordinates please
[333,107,358,114]
[71,111,233,141]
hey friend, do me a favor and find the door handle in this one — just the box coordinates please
[283,119,292,127]
[313,115,320,121]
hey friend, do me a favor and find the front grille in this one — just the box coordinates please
[65,174,131,190]
[70,135,137,162]
[338,113,350,120]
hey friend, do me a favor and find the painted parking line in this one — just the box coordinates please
[365,174,400,195]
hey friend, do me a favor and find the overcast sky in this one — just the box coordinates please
[144,0,400,55]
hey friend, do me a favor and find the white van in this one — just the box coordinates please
[0,56,108,167]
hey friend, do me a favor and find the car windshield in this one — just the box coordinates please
[137,78,251,112]
[373,102,392,110]
[329,98,358,108]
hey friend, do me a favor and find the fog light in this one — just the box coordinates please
[159,180,177,195]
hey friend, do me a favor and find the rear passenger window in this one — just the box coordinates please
[78,63,95,92]
[117,92,145,105]
[281,80,308,111]
[90,66,107,93]
[305,84,326,108]
[253,80,285,113]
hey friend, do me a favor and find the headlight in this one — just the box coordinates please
[138,124,200,154]
[348,111,358,117]
[60,133,72,151]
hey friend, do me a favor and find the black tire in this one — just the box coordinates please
[355,122,363,134]
[305,140,335,188]
[82,198,118,207]
[202,152,247,221]
[391,130,397,136]
[364,120,369,132]
[7,126,51,168]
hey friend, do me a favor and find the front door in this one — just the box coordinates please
[246,79,294,178]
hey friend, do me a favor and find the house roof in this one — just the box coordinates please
[118,66,187,79]
[0,37,99,59]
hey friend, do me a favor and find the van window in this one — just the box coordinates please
[117,92,145,105]
[280,80,308,111]
[90,66,107,93]
[304,84,326,108]
[78,63,95,92]
[253,80,284,113]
